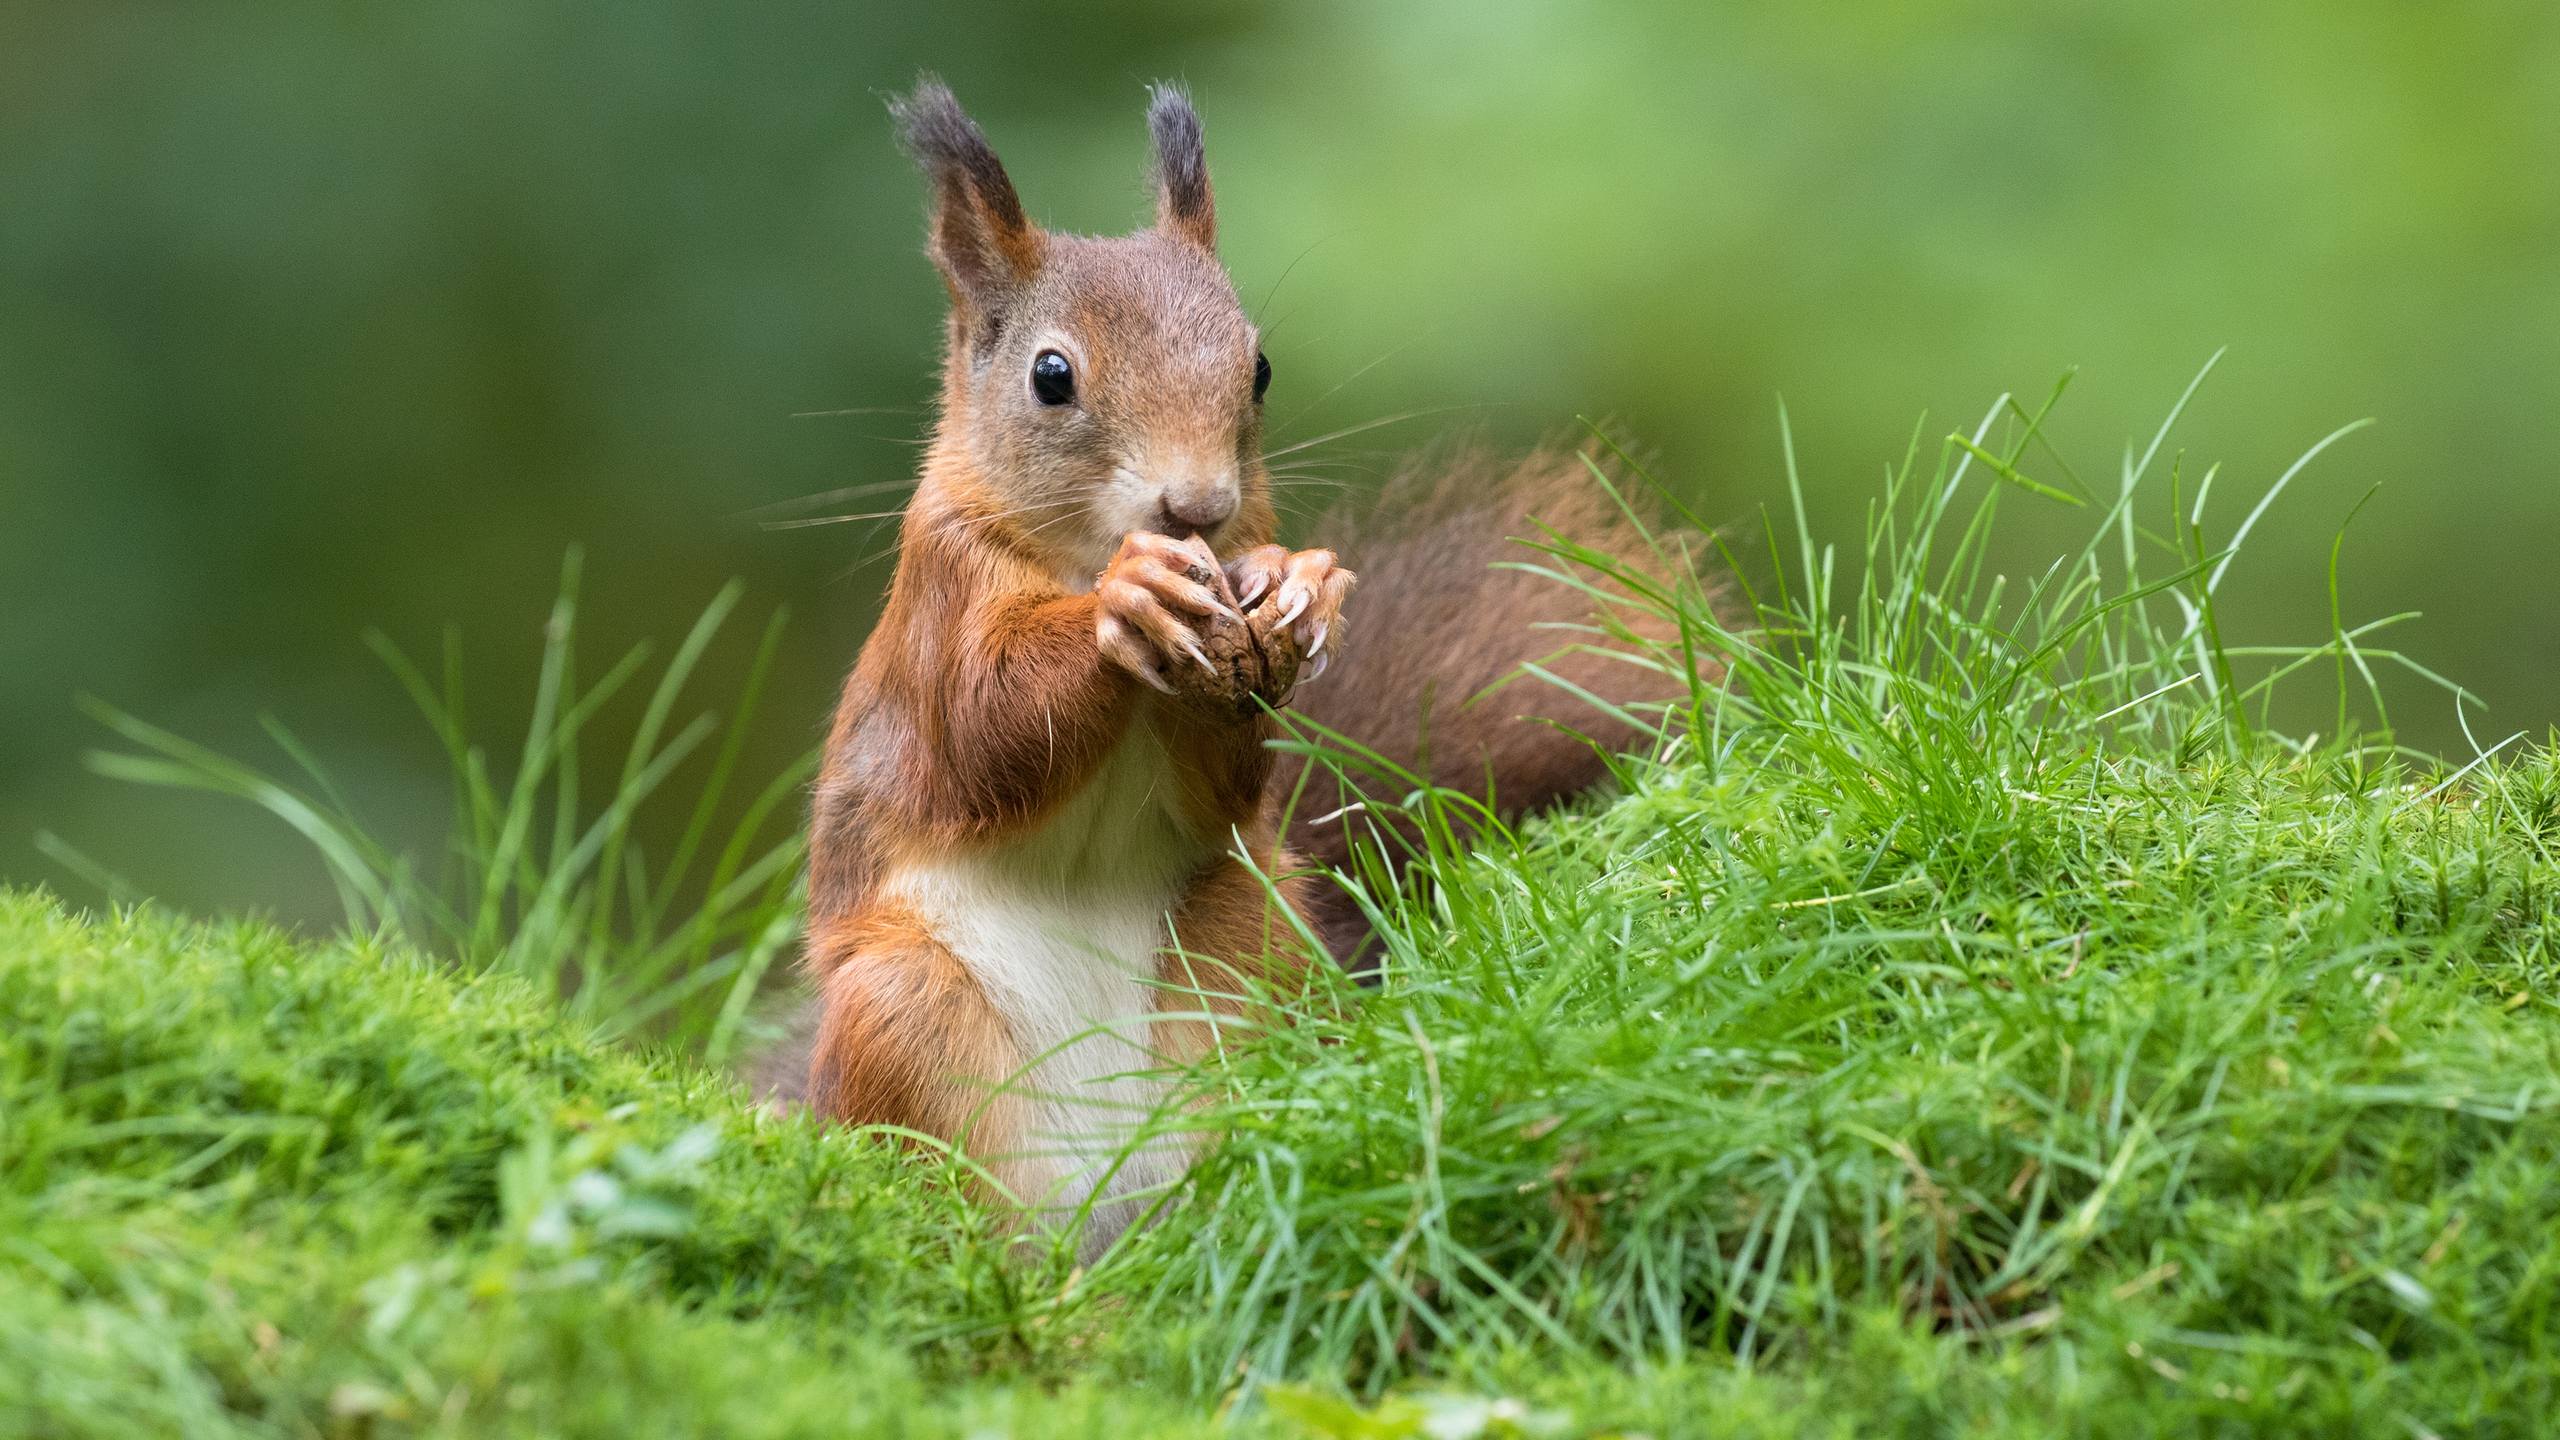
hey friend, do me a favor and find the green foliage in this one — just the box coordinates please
[1091,381,2560,1432]
[18,381,2560,1436]
[0,890,1237,1438]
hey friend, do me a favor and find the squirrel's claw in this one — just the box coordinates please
[1262,549,1353,662]
[1225,545,1289,612]
[1096,614,1179,694]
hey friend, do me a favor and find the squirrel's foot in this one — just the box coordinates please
[1233,545,1355,692]
[1096,532,1230,696]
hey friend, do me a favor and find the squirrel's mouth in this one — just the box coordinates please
[1134,504,1234,557]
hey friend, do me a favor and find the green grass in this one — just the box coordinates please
[55,548,811,1060]
[0,893,1232,1437]
[18,371,2560,1436]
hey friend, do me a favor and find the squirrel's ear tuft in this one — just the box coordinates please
[890,75,1041,319]
[1146,83,1215,252]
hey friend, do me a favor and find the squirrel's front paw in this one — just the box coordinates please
[1095,532,1231,695]
[1230,545,1356,690]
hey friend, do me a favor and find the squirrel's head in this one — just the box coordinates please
[893,77,1273,575]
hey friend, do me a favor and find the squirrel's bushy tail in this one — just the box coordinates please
[1274,444,1725,967]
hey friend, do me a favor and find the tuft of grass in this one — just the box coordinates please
[1094,369,2560,1435]
[70,549,809,1058]
[32,366,2560,1436]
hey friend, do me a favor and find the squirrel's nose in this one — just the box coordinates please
[1157,485,1238,534]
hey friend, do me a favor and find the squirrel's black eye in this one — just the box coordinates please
[1252,350,1272,403]
[1030,350,1075,406]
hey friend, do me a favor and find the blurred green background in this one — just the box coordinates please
[5,0,2554,926]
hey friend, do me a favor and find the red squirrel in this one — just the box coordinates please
[776,78,1706,1255]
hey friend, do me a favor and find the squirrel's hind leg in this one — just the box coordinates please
[802,907,1036,1193]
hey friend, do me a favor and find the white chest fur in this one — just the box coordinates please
[884,727,1210,1248]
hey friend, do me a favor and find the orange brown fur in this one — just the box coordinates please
[803,903,1022,1156]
